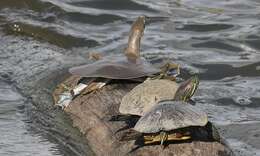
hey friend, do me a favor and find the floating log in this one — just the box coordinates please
[53,76,233,156]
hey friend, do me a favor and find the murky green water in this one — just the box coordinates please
[0,0,260,155]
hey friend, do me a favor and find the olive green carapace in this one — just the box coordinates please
[134,101,208,133]
[120,100,208,145]
[119,79,179,116]
[119,76,199,116]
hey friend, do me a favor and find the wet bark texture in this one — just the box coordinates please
[54,76,233,156]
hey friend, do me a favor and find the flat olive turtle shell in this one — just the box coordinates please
[134,100,208,133]
[69,55,160,79]
[119,79,179,116]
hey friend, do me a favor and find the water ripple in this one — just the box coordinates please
[1,0,260,155]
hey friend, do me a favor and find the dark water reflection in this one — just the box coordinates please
[0,81,61,156]
[195,62,260,80]
[69,0,156,11]
[177,23,235,32]
[0,0,260,155]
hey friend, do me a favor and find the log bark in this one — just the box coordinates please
[54,76,233,156]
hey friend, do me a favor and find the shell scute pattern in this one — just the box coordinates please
[119,79,178,116]
[134,101,208,133]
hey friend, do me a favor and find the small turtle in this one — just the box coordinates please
[121,100,208,145]
[119,75,199,116]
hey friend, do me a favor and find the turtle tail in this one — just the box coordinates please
[119,129,142,141]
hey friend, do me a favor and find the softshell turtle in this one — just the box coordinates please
[119,75,199,116]
[68,16,180,95]
[67,15,172,97]
[54,16,179,108]
[54,16,153,108]
[69,16,179,80]
[69,16,159,79]
[121,100,208,145]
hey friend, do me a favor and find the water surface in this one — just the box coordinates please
[0,0,260,155]
[0,80,61,156]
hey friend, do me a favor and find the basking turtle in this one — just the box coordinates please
[121,100,208,145]
[119,75,199,116]
[69,16,153,79]
[68,16,181,96]
[54,16,179,108]
[69,16,178,80]
[69,55,160,80]
[68,16,165,95]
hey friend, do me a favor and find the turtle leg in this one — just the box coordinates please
[143,132,191,145]
[80,79,110,96]
[161,62,180,78]
[53,83,73,106]
[160,131,168,147]
[143,133,165,145]
[167,132,191,140]
[151,62,180,80]
[143,135,158,144]
[88,52,103,60]
[71,83,88,97]
[80,82,102,95]
[60,83,72,92]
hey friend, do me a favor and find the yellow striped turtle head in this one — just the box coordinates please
[174,75,199,102]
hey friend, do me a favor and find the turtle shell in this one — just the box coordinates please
[69,55,160,79]
[134,101,208,133]
[119,79,179,116]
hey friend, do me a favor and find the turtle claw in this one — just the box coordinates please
[161,62,180,77]
[54,82,89,109]
[152,62,180,80]
[80,80,109,96]
[56,92,73,110]
[54,78,110,109]
[53,83,73,109]
[143,131,191,145]
[160,131,167,146]
[60,83,72,92]
[72,83,89,96]
[88,52,103,61]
